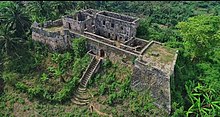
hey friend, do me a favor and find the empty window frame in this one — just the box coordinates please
[111,23,114,28]
[103,20,106,25]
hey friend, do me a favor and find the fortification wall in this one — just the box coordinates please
[65,30,137,63]
[43,19,63,28]
[32,26,70,51]
[131,60,171,113]
[86,39,137,64]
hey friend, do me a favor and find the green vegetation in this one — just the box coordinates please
[72,37,87,58]
[146,43,176,64]
[177,15,220,61]
[0,1,220,116]
[88,60,167,116]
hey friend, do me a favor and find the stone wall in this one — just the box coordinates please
[99,11,137,22]
[124,38,149,52]
[62,16,84,33]
[62,13,94,34]
[84,35,138,63]
[83,18,94,33]
[131,60,171,114]
[94,12,139,43]
[32,26,70,51]
[43,19,63,28]
[83,9,99,16]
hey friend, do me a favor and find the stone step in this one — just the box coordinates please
[85,71,93,76]
[83,75,92,84]
[82,70,93,80]
[74,95,90,102]
[84,74,91,79]
[80,83,86,88]
[77,90,86,94]
[81,69,95,83]
[75,90,91,99]
[78,86,86,91]
[81,79,87,83]
[83,77,90,83]
[73,94,90,102]
[77,89,86,94]
[71,98,88,106]
[79,58,100,90]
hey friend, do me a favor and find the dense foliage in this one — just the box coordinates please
[72,37,86,58]
[88,60,167,116]
[0,1,220,116]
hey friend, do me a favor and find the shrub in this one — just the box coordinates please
[72,37,86,58]
[53,76,79,102]
[27,85,44,98]
[136,18,151,40]
[40,73,48,82]
[103,59,112,68]
[15,82,28,92]
[2,72,19,85]
[99,84,107,95]
[105,73,116,84]
[108,93,117,105]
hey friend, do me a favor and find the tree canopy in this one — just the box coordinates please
[177,15,220,61]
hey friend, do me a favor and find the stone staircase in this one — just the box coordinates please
[71,84,90,106]
[71,55,101,105]
[80,57,100,87]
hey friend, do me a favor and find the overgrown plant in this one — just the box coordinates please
[72,37,86,58]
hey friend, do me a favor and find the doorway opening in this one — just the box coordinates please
[99,49,105,57]
[68,23,71,29]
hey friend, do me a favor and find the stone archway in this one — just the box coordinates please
[99,49,105,57]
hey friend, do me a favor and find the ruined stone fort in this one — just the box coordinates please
[31,9,178,113]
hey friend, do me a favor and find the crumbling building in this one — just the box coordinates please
[31,9,178,113]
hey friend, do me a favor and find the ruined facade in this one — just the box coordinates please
[31,9,178,114]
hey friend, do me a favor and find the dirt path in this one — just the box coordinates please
[89,103,112,117]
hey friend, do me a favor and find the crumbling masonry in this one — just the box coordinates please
[31,9,178,113]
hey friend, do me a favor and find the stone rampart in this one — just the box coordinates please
[32,26,70,51]
[131,59,171,113]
